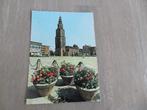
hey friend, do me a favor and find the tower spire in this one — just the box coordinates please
[59,16,62,23]
[58,16,63,29]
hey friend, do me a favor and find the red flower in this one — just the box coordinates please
[37,78,40,81]
[50,72,54,76]
[60,68,65,73]
[47,72,50,76]
[52,72,56,76]
[47,72,55,77]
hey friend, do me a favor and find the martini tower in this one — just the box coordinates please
[55,16,66,56]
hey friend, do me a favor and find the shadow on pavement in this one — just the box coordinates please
[26,86,41,99]
[53,87,84,103]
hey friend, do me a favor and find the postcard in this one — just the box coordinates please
[26,11,100,104]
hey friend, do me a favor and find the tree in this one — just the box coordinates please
[50,50,54,56]
[73,44,79,49]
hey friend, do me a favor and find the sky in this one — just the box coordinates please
[31,11,96,51]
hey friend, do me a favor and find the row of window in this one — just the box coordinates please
[30,45,41,49]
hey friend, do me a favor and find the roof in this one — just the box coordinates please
[42,45,49,47]
[30,41,42,45]
[65,46,73,49]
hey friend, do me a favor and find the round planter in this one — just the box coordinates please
[76,86,99,101]
[34,79,57,97]
[61,75,74,85]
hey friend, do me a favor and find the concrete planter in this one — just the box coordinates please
[34,79,57,97]
[76,86,99,101]
[61,75,74,85]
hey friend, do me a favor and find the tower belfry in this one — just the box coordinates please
[55,16,66,56]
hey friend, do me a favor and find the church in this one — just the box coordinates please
[55,16,66,56]
[55,16,80,56]
[55,16,96,57]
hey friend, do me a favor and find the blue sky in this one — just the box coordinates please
[31,11,96,51]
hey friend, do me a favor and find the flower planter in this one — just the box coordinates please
[59,62,75,85]
[34,79,57,97]
[61,75,74,85]
[76,86,99,101]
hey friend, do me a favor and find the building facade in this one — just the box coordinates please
[90,47,96,56]
[65,45,79,56]
[30,41,42,56]
[83,45,96,56]
[83,45,91,56]
[41,45,50,56]
[55,16,66,56]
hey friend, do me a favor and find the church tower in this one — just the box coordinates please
[55,16,66,56]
